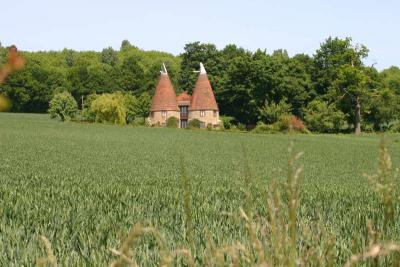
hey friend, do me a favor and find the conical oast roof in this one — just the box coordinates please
[188,63,218,111]
[150,72,179,112]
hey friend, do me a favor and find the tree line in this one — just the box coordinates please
[1,37,400,133]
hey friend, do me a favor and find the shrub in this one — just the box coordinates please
[237,123,247,131]
[219,116,234,130]
[48,91,78,121]
[259,99,292,124]
[90,92,126,125]
[166,116,179,128]
[188,119,201,129]
[130,117,150,127]
[252,122,278,134]
[304,99,347,133]
[206,123,212,131]
[276,115,308,133]
[389,121,400,133]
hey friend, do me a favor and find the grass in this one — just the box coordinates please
[0,113,399,266]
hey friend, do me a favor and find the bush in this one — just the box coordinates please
[389,121,400,133]
[219,116,234,130]
[304,99,347,133]
[252,122,278,134]
[90,92,126,125]
[188,119,201,129]
[259,99,292,124]
[276,115,308,133]
[237,123,246,131]
[48,91,78,121]
[130,117,150,127]
[206,123,212,131]
[166,116,179,128]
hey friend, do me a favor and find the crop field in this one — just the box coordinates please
[0,113,400,266]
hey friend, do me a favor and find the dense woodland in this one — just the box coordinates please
[1,37,400,133]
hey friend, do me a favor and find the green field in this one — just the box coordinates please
[1,113,399,266]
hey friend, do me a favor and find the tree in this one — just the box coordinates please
[267,52,313,116]
[120,40,133,51]
[367,88,400,131]
[90,92,126,124]
[86,64,114,94]
[117,56,144,92]
[3,59,59,112]
[179,42,222,93]
[259,99,292,124]
[380,66,400,94]
[332,65,371,135]
[124,93,138,123]
[81,92,98,122]
[48,91,78,121]
[313,37,368,95]
[101,47,118,66]
[123,91,151,123]
[135,92,151,119]
[314,37,370,135]
[218,53,258,124]
[63,49,75,67]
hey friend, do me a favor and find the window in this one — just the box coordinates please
[180,106,188,119]
[180,106,188,113]
[150,112,154,118]
[200,122,205,128]
[200,110,206,117]
[161,110,167,117]
[213,110,218,117]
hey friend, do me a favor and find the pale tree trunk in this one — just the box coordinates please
[354,95,361,135]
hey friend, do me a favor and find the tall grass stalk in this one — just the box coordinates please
[36,235,57,267]
[179,154,195,255]
[366,136,398,236]
[286,142,303,266]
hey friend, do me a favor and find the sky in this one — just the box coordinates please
[1,0,399,70]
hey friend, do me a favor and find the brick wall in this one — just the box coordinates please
[149,111,180,126]
[189,110,220,127]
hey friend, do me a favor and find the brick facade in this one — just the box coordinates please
[149,110,180,126]
[188,110,220,128]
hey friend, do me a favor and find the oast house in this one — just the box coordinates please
[149,63,220,128]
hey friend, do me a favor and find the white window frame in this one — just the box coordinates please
[161,110,167,117]
[200,110,206,117]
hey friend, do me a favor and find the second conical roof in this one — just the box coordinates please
[189,68,218,111]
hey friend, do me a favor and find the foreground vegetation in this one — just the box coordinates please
[0,113,399,266]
